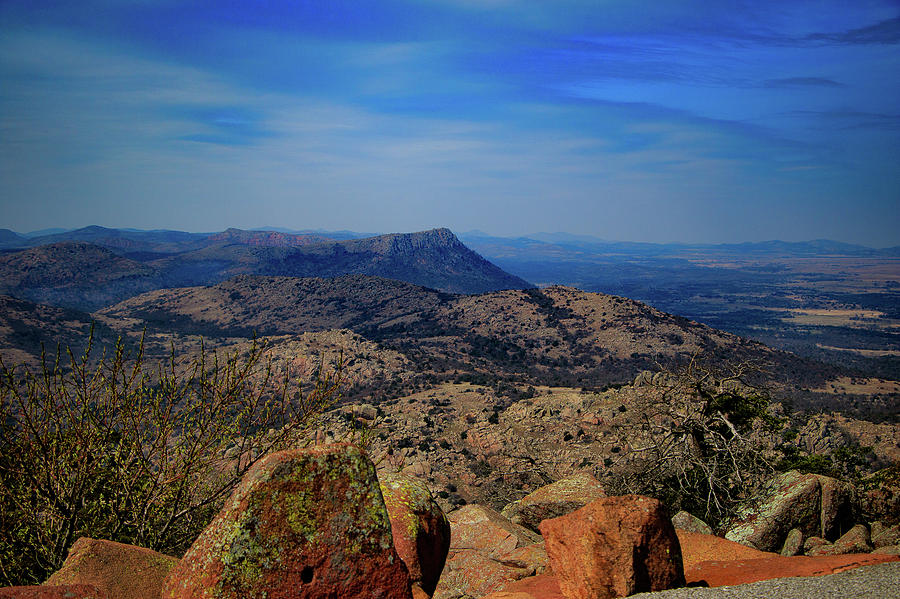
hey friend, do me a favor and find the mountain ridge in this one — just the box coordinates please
[0,228,531,310]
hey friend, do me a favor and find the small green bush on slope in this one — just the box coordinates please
[0,332,341,585]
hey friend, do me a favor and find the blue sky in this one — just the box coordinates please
[1,1,898,245]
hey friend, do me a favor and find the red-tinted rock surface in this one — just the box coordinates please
[501,544,550,575]
[162,444,412,599]
[804,536,830,553]
[434,550,532,599]
[481,574,565,599]
[725,470,857,552]
[0,586,106,599]
[410,584,430,599]
[501,472,606,532]
[666,529,898,588]
[539,495,685,599]
[462,522,899,597]
[675,530,773,569]
[685,552,899,587]
[44,537,178,599]
[379,471,451,596]
[434,505,545,599]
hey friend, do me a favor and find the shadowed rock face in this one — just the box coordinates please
[162,444,412,599]
[539,495,685,599]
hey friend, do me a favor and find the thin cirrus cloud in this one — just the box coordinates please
[763,78,846,88]
[0,0,898,245]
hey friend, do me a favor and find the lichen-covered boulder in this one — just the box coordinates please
[379,471,451,596]
[539,495,685,599]
[0,586,106,599]
[501,472,605,532]
[725,470,857,552]
[162,444,412,599]
[45,537,178,599]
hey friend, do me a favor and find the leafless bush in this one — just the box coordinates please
[0,332,341,585]
[609,356,782,529]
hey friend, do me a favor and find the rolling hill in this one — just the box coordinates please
[97,274,837,393]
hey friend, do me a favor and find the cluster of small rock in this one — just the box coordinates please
[1,445,897,599]
[724,470,900,558]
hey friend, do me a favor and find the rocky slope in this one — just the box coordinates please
[97,274,838,394]
[0,243,160,311]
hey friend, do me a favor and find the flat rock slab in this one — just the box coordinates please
[45,537,178,599]
[685,552,899,588]
[675,531,773,570]
[0,586,106,599]
[162,444,411,599]
[481,574,565,599]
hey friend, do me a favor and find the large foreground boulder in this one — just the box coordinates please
[725,470,856,552]
[539,495,685,599]
[379,471,451,596]
[501,472,606,532]
[162,444,412,599]
[45,537,178,599]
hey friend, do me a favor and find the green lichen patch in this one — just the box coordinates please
[165,444,410,599]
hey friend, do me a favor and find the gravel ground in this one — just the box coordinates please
[630,561,900,599]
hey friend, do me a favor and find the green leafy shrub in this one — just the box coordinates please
[0,333,341,585]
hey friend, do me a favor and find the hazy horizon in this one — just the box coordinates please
[2,1,898,246]
[5,223,899,250]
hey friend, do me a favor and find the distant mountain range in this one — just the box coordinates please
[459,231,900,259]
[0,226,531,311]
[4,226,897,256]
